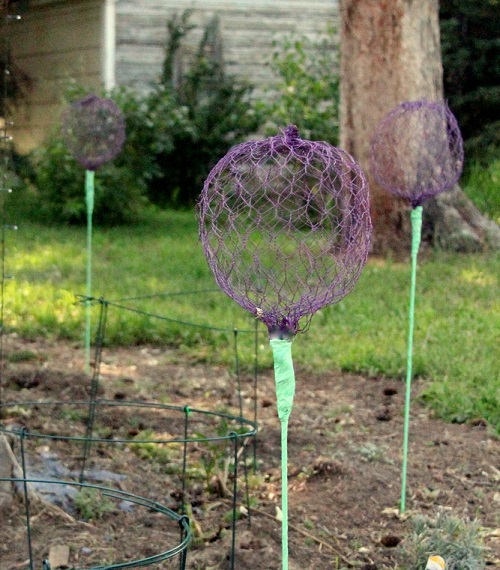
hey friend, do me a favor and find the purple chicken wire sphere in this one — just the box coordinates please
[198,126,372,336]
[62,94,126,171]
[370,100,464,208]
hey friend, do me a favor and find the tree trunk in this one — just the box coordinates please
[339,0,500,254]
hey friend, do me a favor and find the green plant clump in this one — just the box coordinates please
[400,512,486,570]
[462,158,500,222]
[440,0,499,164]
[74,488,115,521]
[149,10,262,207]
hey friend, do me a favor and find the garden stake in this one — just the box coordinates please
[370,100,463,513]
[85,169,95,372]
[199,126,371,569]
[401,205,422,512]
[62,95,125,372]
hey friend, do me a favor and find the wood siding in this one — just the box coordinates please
[8,0,338,151]
[115,0,338,96]
[8,0,102,152]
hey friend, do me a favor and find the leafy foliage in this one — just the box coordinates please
[148,11,262,206]
[440,0,500,164]
[258,25,340,144]
[401,512,486,570]
[462,158,500,222]
[74,488,114,521]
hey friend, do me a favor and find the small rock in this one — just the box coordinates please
[48,544,70,568]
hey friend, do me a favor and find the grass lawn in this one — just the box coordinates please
[3,208,499,433]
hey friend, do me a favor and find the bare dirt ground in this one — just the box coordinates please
[0,335,499,569]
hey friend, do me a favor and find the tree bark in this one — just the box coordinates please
[339,0,500,253]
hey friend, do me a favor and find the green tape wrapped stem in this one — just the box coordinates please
[270,339,296,570]
[400,205,422,513]
[270,339,296,422]
[410,206,423,257]
[84,170,95,374]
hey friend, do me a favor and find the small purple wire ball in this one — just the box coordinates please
[61,94,126,171]
[198,125,372,336]
[370,100,464,207]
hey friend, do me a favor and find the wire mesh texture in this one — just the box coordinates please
[198,125,372,336]
[0,401,256,569]
[370,100,464,207]
[0,412,192,569]
[61,94,126,171]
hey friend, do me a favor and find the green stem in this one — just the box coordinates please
[85,170,95,374]
[401,205,422,513]
[270,338,296,570]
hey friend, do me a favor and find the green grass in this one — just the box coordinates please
[2,208,499,433]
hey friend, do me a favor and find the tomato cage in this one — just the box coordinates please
[0,290,259,570]
[0,399,256,569]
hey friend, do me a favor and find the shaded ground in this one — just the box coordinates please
[0,335,499,569]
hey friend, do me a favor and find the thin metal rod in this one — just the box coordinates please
[180,405,190,570]
[281,419,289,570]
[230,432,239,570]
[84,169,95,373]
[80,299,108,482]
[20,428,35,570]
[252,319,259,471]
[233,329,243,419]
[400,206,422,513]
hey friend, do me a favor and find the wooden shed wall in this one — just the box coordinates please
[115,0,339,96]
[8,0,103,152]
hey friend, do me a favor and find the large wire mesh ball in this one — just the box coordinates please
[62,94,126,171]
[198,125,372,336]
[370,100,464,207]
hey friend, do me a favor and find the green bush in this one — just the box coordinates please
[257,24,340,144]
[463,158,500,222]
[74,488,114,521]
[440,0,500,164]
[148,11,262,207]
[400,512,486,570]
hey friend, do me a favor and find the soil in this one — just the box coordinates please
[0,335,499,570]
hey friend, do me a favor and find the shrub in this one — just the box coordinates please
[440,0,500,164]
[463,158,500,222]
[148,11,262,207]
[400,512,486,570]
[257,24,340,144]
